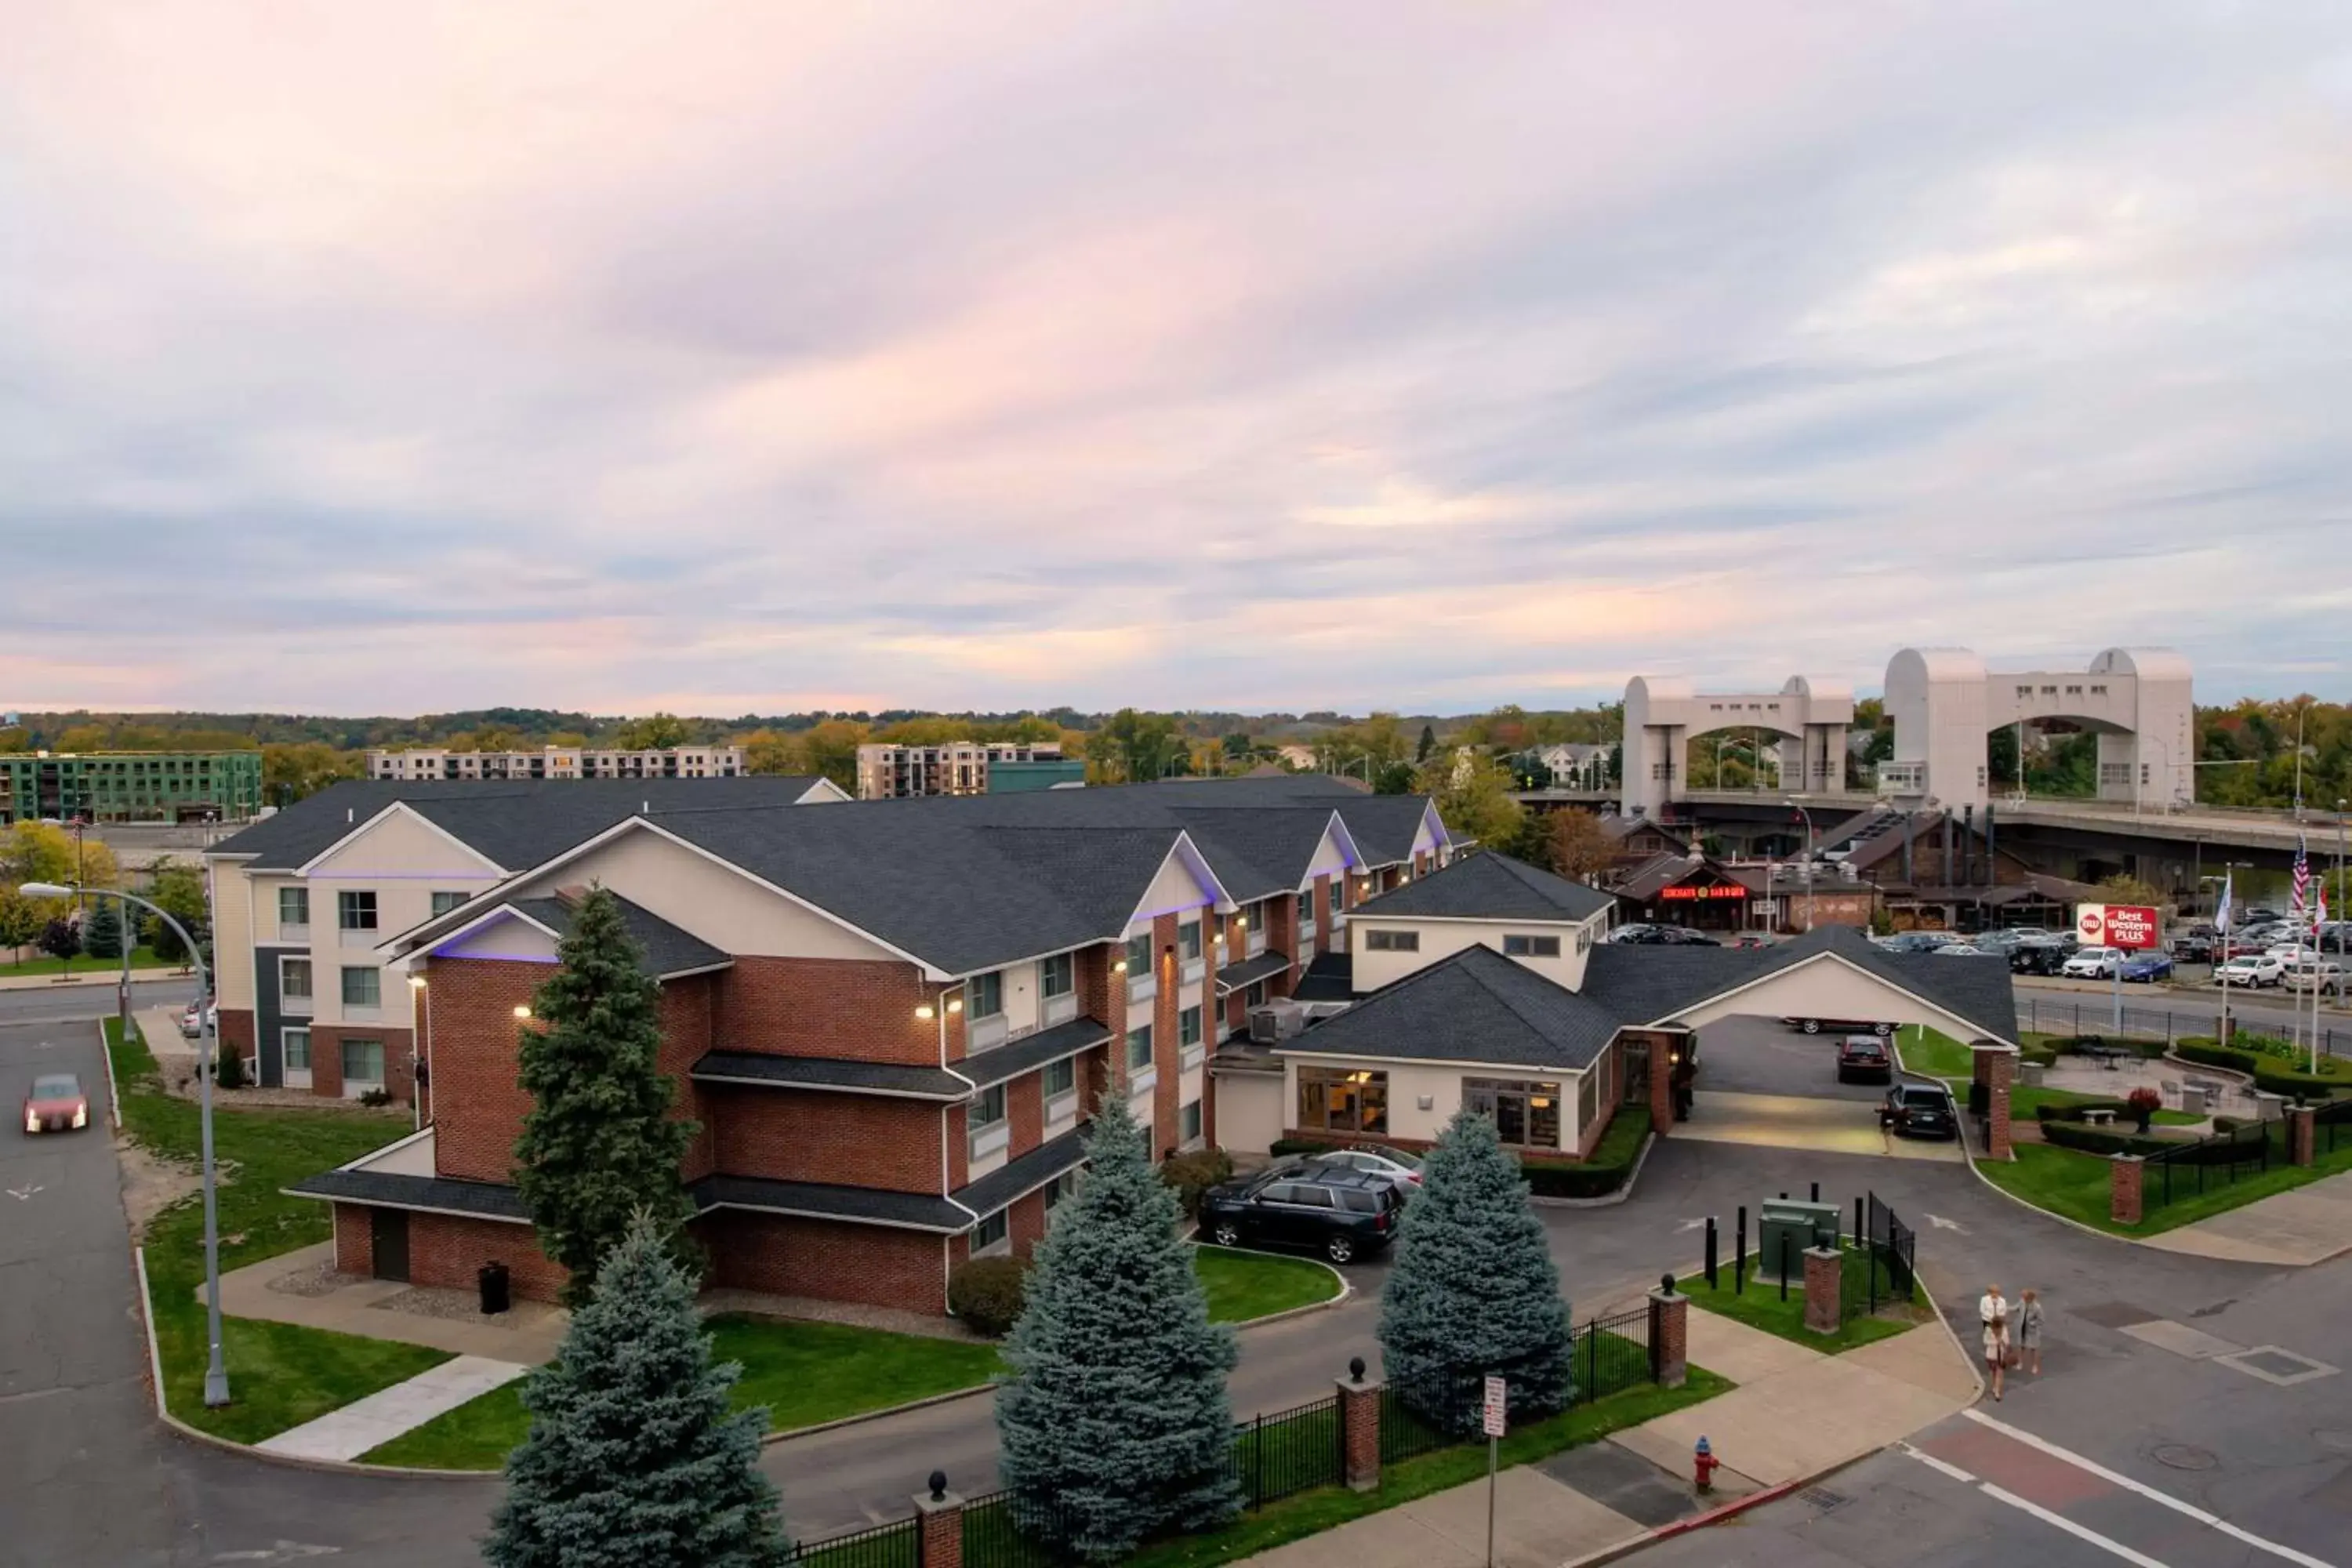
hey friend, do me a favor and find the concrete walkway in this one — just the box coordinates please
[2137,1169,2352,1266]
[1680,1091,1965,1163]
[256,1355,530,1462]
[217,1241,574,1363]
[1240,1312,1977,1568]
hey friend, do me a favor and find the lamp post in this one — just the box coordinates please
[1784,798,1817,932]
[23,880,229,1407]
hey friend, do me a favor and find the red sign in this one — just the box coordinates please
[1658,884,1748,902]
[2076,903,2160,951]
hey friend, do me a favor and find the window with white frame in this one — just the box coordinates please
[1178,921,1201,962]
[969,1084,1009,1161]
[1039,952,1074,998]
[1044,1056,1079,1119]
[340,967,380,1009]
[1127,1023,1154,1073]
[1297,891,1314,926]
[430,891,467,917]
[340,1037,385,1088]
[972,1210,1010,1254]
[1124,933,1151,975]
[1178,1006,1202,1049]
[337,890,377,931]
[1327,880,1341,913]
[1365,928,1419,952]
[967,971,1004,1018]
[281,1027,311,1074]
[1180,1098,1203,1145]
[278,887,309,933]
[1044,1169,1079,1213]
[1504,934,1563,959]
[279,957,314,1007]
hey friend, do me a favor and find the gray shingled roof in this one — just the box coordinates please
[693,1173,969,1232]
[1292,952,1354,1003]
[284,1169,532,1221]
[958,1015,1110,1091]
[689,1051,968,1099]
[956,1121,1089,1218]
[1215,949,1292,994]
[506,895,730,979]
[1280,944,1623,1071]
[1355,851,1615,924]
[213,776,833,871]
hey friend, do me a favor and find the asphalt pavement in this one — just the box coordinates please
[0,978,191,1030]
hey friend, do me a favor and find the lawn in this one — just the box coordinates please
[6,944,181,978]
[1978,1136,2352,1237]
[1679,1254,1927,1353]
[2009,1084,2201,1127]
[107,1019,452,1444]
[1895,1025,1979,1080]
[1195,1245,1345,1323]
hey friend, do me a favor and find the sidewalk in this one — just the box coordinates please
[2136,1170,2352,1266]
[257,1355,530,1462]
[1240,1312,1976,1568]
[216,1241,573,1363]
[0,964,189,992]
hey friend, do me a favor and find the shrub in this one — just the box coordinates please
[1269,1137,1337,1158]
[2020,1045,2060,1067]
[1521,1161,1631,1199]
[1159,1148,1235,1218]
[2126,1087,2163,1131]
[2038,1120,2172,1157]
[358,1086,392,1108]
[212,1050,246,1091]
[2032,1098,2132,1123]
[948,1254,1031,1338]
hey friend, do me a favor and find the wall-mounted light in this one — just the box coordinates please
[1235,916,1247,930]
[916,1004,936,1021]
[408,975,427,991]
[1113,960,1127,974]
[946,997,963,1014]
[514,1005,532,1020]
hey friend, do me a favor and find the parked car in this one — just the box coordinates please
[2169,934,2215,964]
[2009,942,2071,976]
[21,1073,89,1135]
[2216,953,2286,987]
[1786,1014,1893,1036]
[1836,1036,1893,1084]
[2244,907,2285,925]
[1879,1082,1958,1140]
[178,1000,217,1039]
[1300,1144,1424,1191]
[1933,943,1987,957]
[1199,1166,1403,1265]
[2119,953,2174,983]
[1728,932,1779,949]
[1875,931,1962,953]
[2062,946,2124,980]
[2283,960,2347,996]
[1609,924,1665,945]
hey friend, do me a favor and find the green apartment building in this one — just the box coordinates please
[0,751,267,825]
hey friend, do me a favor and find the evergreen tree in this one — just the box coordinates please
[513,885,696,1305]
[81,897,126,961]
[485,1212,789,1568]
[1377,1109,1573,1433]
[1417,723,1437,762]
[996,1099,1240,1560]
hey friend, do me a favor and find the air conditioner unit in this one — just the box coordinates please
[1298,1001,1354,1022]
[1249,1000,1306,1044]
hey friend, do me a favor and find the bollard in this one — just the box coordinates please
[1704,1216,1719,1289]
[1779,1234,1791,1301]
[1810,1181,1820,1203]
[1853,1195,1864,1246]
[1735,1205,1748,1295]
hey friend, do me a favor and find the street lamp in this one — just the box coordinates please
[23,880,230,1408]
[1784,797,1817,932]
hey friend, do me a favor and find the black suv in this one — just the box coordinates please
[1880,1082,1958,1140]
[2009,942,2070,976]
[1200,1167,1401,1265]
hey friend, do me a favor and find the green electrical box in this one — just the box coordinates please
[1757,1199,1840,1283]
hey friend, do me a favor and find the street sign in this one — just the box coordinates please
[2076,903,2160,950]
[1482,1375,1507,1438]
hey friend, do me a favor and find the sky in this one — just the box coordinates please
[2,2,2348,718]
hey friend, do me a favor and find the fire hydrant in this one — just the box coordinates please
[1693,1436,1719,1494]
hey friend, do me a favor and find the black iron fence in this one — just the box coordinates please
[795,1512,923,1568]
[1229,1394,1343,1512]
[1377,1302,1655,1465]
[2015,996,2350,1058]
[2319,1096,2352,1156]
[1835,1192,1918,1322]
[2143,1118,2288,1210]
[962,1489,1074,1568]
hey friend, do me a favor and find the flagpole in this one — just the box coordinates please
[2216,872,2232,1048]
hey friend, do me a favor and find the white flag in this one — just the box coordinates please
[2215,872,2232,935]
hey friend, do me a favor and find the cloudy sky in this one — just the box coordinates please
[3,2,2347,717]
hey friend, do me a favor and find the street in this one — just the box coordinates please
[0,978,193,1031]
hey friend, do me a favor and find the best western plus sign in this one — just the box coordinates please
[2077,902,2160,950]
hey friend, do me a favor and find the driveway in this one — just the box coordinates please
[1675,1014,1961,1161]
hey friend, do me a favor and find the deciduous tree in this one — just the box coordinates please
[1548,810,1614,882]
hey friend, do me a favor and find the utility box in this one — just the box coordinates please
[1758,1200,1840,1282]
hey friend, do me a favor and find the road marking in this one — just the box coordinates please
[1897,1443,2170,1568]
[1962,1410,2336,1568]
[1925,1213,1966,1231]
[1676,1217,1707,1232]
[5,1185,42,1201]
[209,1544,341,1562]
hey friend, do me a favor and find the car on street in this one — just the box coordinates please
[2216,952,2286,987]
[1728,932,1779,949]
[2062,946,2125,979]
[2119,953,2174,982]
[178,1000,217,1038]
[1199,1165,1403,1265]
[21,1073,89,1134]
[1298,1144,1424,1191]
[2283,960,2347,996]
[1836,1036,1893,1083]
[1879,1081,1958,1140]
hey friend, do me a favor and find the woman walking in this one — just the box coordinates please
[2018,1288,2044,1377]
[1980,1283,2010,1400]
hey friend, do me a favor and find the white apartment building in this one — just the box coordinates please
[367,745,748,782]
[856,741,1067,799]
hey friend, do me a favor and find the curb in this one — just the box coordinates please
[96,1017,122,1130]
[1531,1132,1656,1209]
[0,967,189,993]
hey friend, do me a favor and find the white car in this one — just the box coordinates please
[1299,1145,1425,1192]
[2061,946,2124,979]
[177,1001,218,1038]
[2283,960,2346,996]
[1933,944,1987,957]
[2216,953,2286,988]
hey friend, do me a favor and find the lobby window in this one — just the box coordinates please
[278,887,310,932]
[1038,952,1074,998]
[430,891,467,917]
[1464,1077,1561,1150]
[967,971,1004,1019]
[337,890,377,931]
[1503,934,1563,959]
[1365,929,1419,952]
[1296,1065,1388,1134]
[341,967,380,1008]
[1127,1024,1155,1073]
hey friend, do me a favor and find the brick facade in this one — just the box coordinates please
[2286,1102,2316,1167]
[1970,1044,2014,1160]
[723,955,938,1064]
[419,957,544,1182]
[303,1024,416,1105]
[1650,1287,1688,1388]
[333,1203,567,1301]
[1338,1371,1381,1491]
[215,1007,257,1065]
[2109,1154,2144,1226]
[714,1089,944,1191]
[332,1203,372,1277]
[704,1210,948,1315]
[1802,1245,1842,1335]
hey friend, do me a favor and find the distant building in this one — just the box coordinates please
[0,750,265,825]
[1276,745,1318,770]
[366,745,748,782]
[1533,743,1611,789]
[855,742,1081,799]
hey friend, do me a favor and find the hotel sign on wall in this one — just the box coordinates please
[1657,884,1748,902]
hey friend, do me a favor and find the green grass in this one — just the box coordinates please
[1679,1254,1928,1353]
[1586,1101,1651,1166]
[5,944,179,977]
[1895,1025,1978,1079]
[1979,1134,2352,1237]
[1120,1368,1733,1568]
[107,1018,452,1444]
[1196,1246,1345,1323]
[2009,1084,2201,1127]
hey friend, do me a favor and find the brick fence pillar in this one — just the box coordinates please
[2285,1103,2316,1167]
[1971,1044,2015,1160]
[914,1475,964,1568]
[2109,1154,2144,1226]
[1648,1036,1675,1133]
[1337,1361,1382,1492]
[1649,1279,1688,1388]
[1802,1246,1842,1336]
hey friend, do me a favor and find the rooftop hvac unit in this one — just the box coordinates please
[1249,1000,1306,1044]
[1298,1001,1355,1023]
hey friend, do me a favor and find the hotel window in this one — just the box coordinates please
[337,890,377,931]
[1124,934,1151,975]
[1038,952,1074,998]
[1044,1170,1079,1212]
[340,1038,385,1089]
[1365,929,1419,952]
[1327,881,1341,914]
[1297,891,1314,925]
[969,1084,1009,1163]
[1044,1057,1078,1102]
[971,1083,1007,1131]
[340,967,380,1008]
[1178,1006,1202,1048]
[968,971,1004,1019]
[430,891,467,917]
[278,887,310,931]
[1178,921,1202,962]
[1296,1066,1388,1134]
[1463,1077,1561,1149]
[1181,1098,1203,1145]
[281,1028,311,1073]
[279,957,313,1003]
[1503,934,1563,958]
[1245,980,1268,1009]
[1127,1024,1155,1073]
[973,1210,1010,1254]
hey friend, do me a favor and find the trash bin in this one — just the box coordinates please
[479,1261,511,1316]
[1758,1200,1839,1283]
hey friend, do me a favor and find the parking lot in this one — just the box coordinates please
[1677,1014,1965,1165]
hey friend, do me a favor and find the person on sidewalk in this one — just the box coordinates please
[2017,1288,2044,1377]
[1979,1283,2009,1401]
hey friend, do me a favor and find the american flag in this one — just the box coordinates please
[2290,833,2311,927]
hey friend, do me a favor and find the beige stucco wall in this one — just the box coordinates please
[1131,845,1218,927]
[440,913,562,961]
[1348,913,1599,995]
[1212,1071,1285,1155]
[210,860,256,1010]
[1661,953,2006,1041]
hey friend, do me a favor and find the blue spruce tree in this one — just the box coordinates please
[996,1098,1240,1560]
[485,1211,789,1568]
[1377,1109,1573,1433]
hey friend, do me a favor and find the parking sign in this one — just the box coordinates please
[1482,1376,1506,1437]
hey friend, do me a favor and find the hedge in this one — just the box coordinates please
[2174,1038,2347,1101]
[2048,1034,2167,1060]
[2032,1098,2133,1124]
[1521,1107,1650,1198]
[2037,1120,2175,1158]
